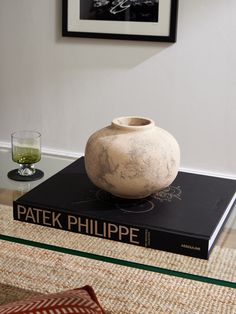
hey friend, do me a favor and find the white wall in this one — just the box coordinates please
[0,0,235,176]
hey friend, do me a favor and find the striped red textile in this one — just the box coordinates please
[0,286,105,314]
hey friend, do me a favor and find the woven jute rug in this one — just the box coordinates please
[1,205,236,283]
[0,240,236,314]
[1,204,236,313]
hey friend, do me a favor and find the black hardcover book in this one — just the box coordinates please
[13,157,236,259]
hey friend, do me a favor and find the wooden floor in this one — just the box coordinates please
[0,188,22,206]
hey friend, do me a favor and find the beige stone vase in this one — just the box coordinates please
[84,116,180,199]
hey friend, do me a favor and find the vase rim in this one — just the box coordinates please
[112,116,155,130]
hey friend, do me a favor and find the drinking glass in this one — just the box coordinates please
[11,130,42,178]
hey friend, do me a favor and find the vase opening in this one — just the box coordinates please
[112,116,155,130]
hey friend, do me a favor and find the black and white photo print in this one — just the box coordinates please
[63,0,178,42]
[80,0,159,22]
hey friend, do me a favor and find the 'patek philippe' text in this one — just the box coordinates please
[16,205,140,244]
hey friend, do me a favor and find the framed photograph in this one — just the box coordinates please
[62,0,179,42]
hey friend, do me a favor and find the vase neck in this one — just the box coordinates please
[111,116,155,131]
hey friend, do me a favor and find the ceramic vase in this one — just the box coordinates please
[84,116,180,199]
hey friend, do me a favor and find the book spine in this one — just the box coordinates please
[13,201,209,259]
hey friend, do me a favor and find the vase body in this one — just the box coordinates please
[84,116,180,199]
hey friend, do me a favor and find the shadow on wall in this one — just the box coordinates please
[54,0,173,69]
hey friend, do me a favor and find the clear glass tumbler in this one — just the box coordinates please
[11,130,41,176]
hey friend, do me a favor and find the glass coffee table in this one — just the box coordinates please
[0,147,235,289]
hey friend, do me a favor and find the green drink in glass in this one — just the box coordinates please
[12,146,41,164]
[11,131,41,176]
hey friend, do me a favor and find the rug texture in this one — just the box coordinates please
[1,204,236,283]
[0,240,236,314]
[1,204,236,313]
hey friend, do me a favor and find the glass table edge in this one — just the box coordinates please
[1,234,235,289]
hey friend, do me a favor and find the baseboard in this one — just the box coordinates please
[42,147,82,159]
[0,141,235,180]
[0,141,11,149]
[0,141,82,159]
[180,166,236,180]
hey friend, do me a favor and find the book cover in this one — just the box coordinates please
[13,157,236,259]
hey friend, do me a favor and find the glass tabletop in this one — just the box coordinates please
[0,147,235,289]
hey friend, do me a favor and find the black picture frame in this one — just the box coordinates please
[62,0,179,42]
